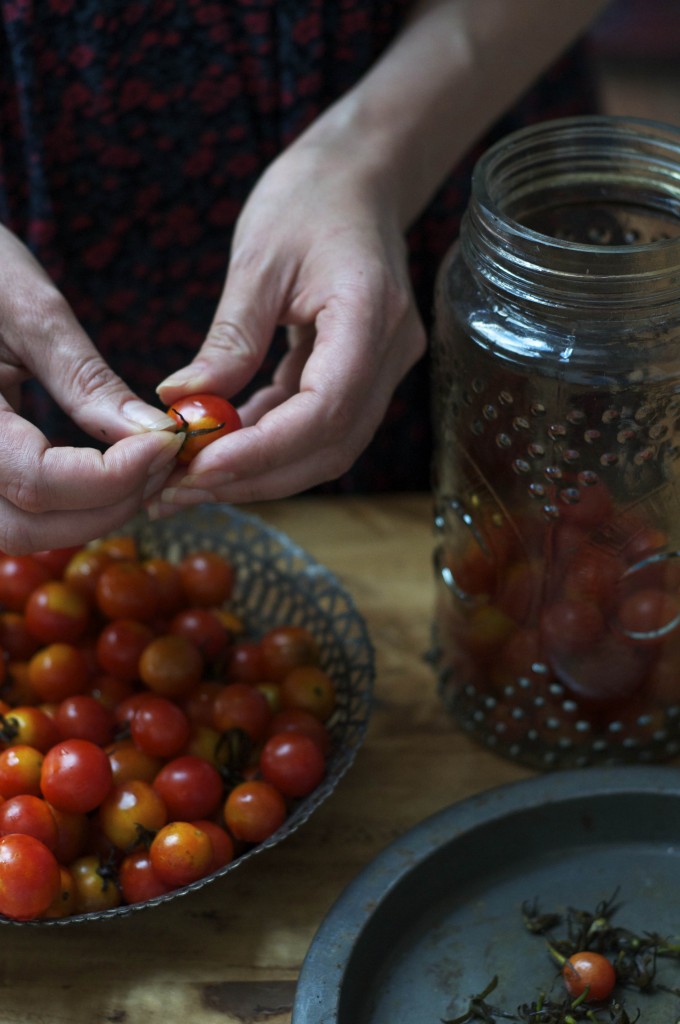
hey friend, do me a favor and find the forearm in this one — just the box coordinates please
[295,0,608,229]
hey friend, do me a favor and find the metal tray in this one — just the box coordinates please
[293,766,680,1023]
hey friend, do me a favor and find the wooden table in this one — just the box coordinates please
[2,494,533,1024]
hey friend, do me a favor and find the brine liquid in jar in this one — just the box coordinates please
[431,116,680,769]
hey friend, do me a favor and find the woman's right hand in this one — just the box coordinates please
[0,225,183,554]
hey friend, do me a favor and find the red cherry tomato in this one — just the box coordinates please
[149,821,213,887]
[0,793,59,850]
[40,738,113,814]
[152,755,224,821]
[223,779,287,844]
[0,833,61,921]
[24,581,90,645]
[166,393,242,464]
[259,732,326,798]
[178,550,235,607]
[563,950,616,1001]
[259,626,320,682]
[129,694,191,759]
[212,682,272,743]
[118,849,172,905]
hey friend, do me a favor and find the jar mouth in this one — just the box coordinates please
[466,115,680,304]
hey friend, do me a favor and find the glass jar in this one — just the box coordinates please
[431,115,680,769]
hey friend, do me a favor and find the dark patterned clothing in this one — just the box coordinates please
[0,1,598,492]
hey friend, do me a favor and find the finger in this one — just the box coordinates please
[1,248,177,441]
[156,256,287,403]
[0,408,183,517]
[236,324,316,426]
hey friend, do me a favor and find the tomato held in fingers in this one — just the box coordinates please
[167,393,242,464]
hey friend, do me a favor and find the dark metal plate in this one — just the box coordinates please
[293,766,680,1023]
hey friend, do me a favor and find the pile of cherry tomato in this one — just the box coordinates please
[0,535,337,921]
[436,473,680,759]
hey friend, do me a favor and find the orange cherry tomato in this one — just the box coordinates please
[166,394,241,464]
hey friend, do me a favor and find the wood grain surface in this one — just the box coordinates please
[0,494,533,1024]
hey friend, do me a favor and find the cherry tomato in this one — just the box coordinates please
[49,805,89,864]
[0,793,58,850]
[88,673,136,712]
[149,821,213,887]
[0,833,61,920]
[212,682,272,743]
[267,708,331,756]
[0,612,41,661]
[98,780,168,851]
[24,581,90,645]
[138,633,204,699]
[41,865,77,919]
[166,393,241,464]
[27,642,91,703]
[95,619,155,682]
[259,626,320,682]
[153,755,224,821]
[259,732,326,798]
[118,849,172,905]
[0,705,60,753]
[95,560,160,622]
[178,550,235,607]
[616,588,680,643]
[129,694,191,759]
[223,779,287,844]
[279,665,337,722]
[181,680,223,728]
[563,951,616,1001]
[31,546,82,577]
[540,600,606,657]
[190,819,235,872]
[142,557,187,617]
[40,738,114,814]
[170,607,231,663]
[106,740,164,786]
[70,854,121,914]
[0,556,52,613]
[54,695,116,746]
[0,744,44,798]
[63,547,114,603]
[227,641,266,684]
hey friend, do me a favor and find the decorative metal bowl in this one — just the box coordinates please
[15,503,375,926]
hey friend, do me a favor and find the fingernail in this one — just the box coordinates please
[146,500,179,521]
[142,464,176,501]
[123,400,178,432]
[156,369,204,393]
[160,486,217,506]
[148,433,184,473]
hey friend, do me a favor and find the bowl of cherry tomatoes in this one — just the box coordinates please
[0,504,375,924]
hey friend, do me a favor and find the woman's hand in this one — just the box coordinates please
[0,225,183,553]
[155,133,427,506]
[152,0,607,512]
